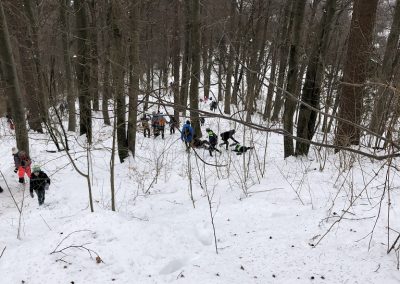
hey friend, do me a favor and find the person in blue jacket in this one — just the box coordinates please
[181,120,194,152]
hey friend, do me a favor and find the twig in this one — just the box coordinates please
[40,214,52,231]
[0,246,6,259]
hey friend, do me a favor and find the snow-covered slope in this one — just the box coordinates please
[1,106,400,284]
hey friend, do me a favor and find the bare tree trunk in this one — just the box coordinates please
[89,0,99,111]
[59,0,76,131]
[181,0,191,115]
[111,0,128,162]
[128,0,140,157]
[283,0,306,158]
[271,0,293,122]
[22,0,49,124]
[0,0,29,153]
[369,0,400,140]
[189,0,201,137]
[172,0,181,125]
[75,0,92,143]
[335,0,379,148]
[296,0,336,155]
[263,40,277,120]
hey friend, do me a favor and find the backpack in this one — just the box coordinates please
[18,151,31,167]
[159,117,166,127]
[184,126,191,138]
[209,134,217,146]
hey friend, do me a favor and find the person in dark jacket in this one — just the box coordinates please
[210,101,218,112]
[232,144,254,155]
[140,115,151,138]
[169,115,177,134]
[30,165,50,206]
[200,117,205,126]
[181,120,194,152]
[206,128,221,157]
[192,137,209,149]
[219,129,239,150]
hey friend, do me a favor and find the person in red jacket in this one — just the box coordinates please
[12,147,32,183]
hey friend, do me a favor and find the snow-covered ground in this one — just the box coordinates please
[1,100,400,283]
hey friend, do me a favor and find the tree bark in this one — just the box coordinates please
[128,0,140,157]
[189,0,201,137]
[283,0,307,158]
[59,0,76,131]
[0,0,29,153]
[75,0,92,143]
[296,0,336,155]
[335,0,379,148]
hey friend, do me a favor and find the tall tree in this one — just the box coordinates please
[189,0,201,137]
[296,0,337,155]
[0,0,29,153]
[271,0,293,122]
[59,0,76,131]
[111,0,128,162]
[128,0,140,157]
[335,0,379,148]
[180,0,191,115]
[75,0,92,143]
[283,0,307,158]
[172,0,181,126]
[23,0,49,125]
[369,0,400,141]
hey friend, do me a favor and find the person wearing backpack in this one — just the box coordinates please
[30,165,50,206]
[210,101,218,112]
[140,115,151,138]
[158,115,167,139]
[206,128,221,157]
[232,143,254,155]
[169,115,177,134]
[219,129,239,150]
[151,111,160,137]
[12,147,32,183]
[181,120,194,151]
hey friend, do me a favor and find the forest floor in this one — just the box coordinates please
[1,102,400,284]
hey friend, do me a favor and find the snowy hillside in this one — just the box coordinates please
[1,108,400,284]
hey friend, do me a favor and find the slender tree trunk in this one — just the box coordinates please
[89,0,99,111]
[60,0,76,131]
[23,0,49,124]
[111,1,128,162]
[75,0,92,143]
[172,0,181,125]
[0,0,29,153]
[369,0,400,140]
[189,0,201,137]
[283,0,307,158]
[181,0,191,115]
[271,0,293,122]
[263,40,277,120]
[128,0,140,157]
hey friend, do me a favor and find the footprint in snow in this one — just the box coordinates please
[159,257,189,274]
[194,223,212,246]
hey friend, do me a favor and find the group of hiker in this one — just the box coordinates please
[141,111,177,139]
[139,110,253,156]
[180,120,254,156]
[0,147,51,206]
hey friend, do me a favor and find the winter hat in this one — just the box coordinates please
[206,128,211,132]
[32,165,41,173]
[12,147,18,154]
[186,120,191,125]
